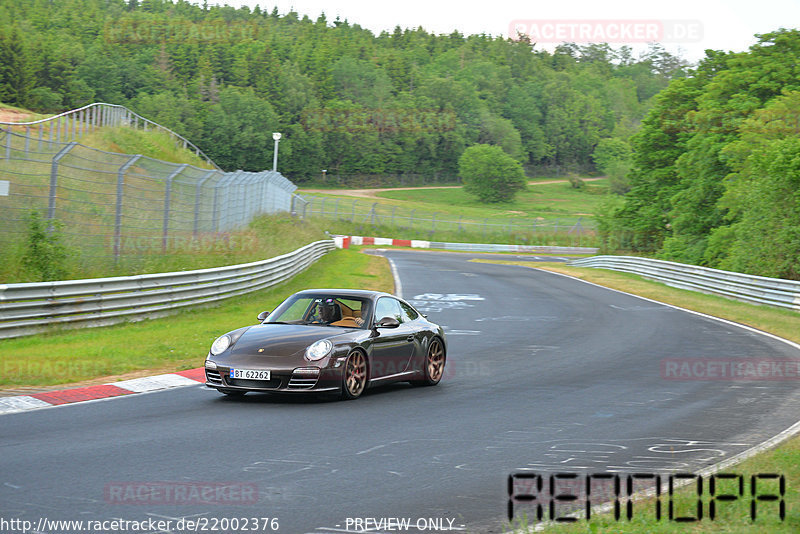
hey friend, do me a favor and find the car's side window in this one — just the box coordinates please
[374,297,403,323]
[399,301,419,321]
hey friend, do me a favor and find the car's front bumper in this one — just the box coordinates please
[205,365,342,393]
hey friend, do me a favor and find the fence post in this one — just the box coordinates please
[432,212,438,233]
[212,171,241,232]
[409,209,415,229]
[48,142,77,223]
[351,199,357,221]
[163,164,188,252]
[320,197,326,217]
[3,128,10,159]
[391,206,396,227]
[369,203,377,225]
[194,170,219,235]
[24,126,30,155]
[334,198,339,219]
[114,155,142,262]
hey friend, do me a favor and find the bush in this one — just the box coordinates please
[458,144,527,203]
[21,211,68,281]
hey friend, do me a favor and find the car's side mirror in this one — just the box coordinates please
[375,316,400,329]
[257,311,271,322]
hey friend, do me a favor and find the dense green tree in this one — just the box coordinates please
[459,144,526,203]
[0,0,688,182]
[601,29,800,277]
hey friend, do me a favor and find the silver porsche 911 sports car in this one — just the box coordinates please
[204,289,447,400]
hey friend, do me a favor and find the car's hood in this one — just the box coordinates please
[229,323,356,358]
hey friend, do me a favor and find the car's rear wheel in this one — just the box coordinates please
[342,350,368,400]
[422,337,445,386]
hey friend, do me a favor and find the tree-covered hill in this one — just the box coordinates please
[0,0,686,182]
[600,29,800,279]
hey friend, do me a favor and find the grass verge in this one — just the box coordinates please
[78,126,214,168]
[0,248,393,389]
[477,260,799,533]
[1,214,333,282]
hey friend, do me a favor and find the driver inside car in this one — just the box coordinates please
[315,298,364,327]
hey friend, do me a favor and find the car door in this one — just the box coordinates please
[370,297,415,377]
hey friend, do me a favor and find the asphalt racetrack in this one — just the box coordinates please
[2,250,800,533]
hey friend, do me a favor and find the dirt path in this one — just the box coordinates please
[299,177,604,199]
[0,108,32,123]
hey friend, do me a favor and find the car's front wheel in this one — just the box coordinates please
[341,350,368,400]
[422,337,445,386]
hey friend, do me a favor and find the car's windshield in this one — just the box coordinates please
[265,296,371,329]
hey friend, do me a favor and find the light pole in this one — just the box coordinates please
[272,132,281,172]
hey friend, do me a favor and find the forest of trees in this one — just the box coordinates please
[0,0,687,183]
[601,29,800,279]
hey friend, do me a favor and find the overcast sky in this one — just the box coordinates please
[207,0,798,63]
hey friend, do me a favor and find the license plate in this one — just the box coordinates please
[229,368,271,380]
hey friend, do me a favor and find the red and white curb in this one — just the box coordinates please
[332,235,597,254]
[334,235,430,248]
[0,368,205,415]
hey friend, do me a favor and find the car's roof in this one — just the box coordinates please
[294,289,395,300]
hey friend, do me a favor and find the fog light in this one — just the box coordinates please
[293,367,320,377]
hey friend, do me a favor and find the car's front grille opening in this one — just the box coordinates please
[287,377,319,389]
[206,369,223,385]
[228,378,282,389]
[288,368,320,389]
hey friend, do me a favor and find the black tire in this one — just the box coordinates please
[421,337,445,386]
[341,350,368,400]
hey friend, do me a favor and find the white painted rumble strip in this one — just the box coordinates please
[109,374,200,393]
[0,396,52,415]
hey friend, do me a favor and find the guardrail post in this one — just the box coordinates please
[48,142,77,224]
[114,155,142,262]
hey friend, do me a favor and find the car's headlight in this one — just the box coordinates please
[210,335,231,356]
[305,339,332,361]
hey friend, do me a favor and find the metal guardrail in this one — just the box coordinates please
[568,256,800,311]
[0,240,335,339]
[0,102,220,170]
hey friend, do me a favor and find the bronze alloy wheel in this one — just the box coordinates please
[424,338,445,385]
[342,350,368,399]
